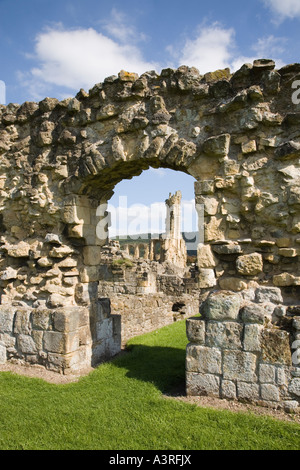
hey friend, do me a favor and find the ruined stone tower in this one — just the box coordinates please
[162,190,187,268]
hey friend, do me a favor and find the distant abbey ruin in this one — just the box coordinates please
[0,59,300,410]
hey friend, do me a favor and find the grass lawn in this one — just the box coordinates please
[0,319,299,450]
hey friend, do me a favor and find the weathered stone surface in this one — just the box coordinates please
[202,134,230,157]
[186,318,205,344]
[198,269,216,288]
[223,350,257,382]
[259,364,276,384]
[201,291,241,321]
[186,345,222,375]
[17,334,37,355]
[197,244,217,268]
[237,382,260,401]
[243,324,263,352]
[206,321,242,350]
[240,303,266,324]
[0,306,15,333]
[219,277,247,292]
[236,253,263,276]
[260,384,280,402]
[186,372,220,397]
[0,342,6,364]
[255,287,283,304]
[261,329,292,365]
[288,378,300,397]
[221,380,237,400]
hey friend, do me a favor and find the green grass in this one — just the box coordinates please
[0,320,299,450]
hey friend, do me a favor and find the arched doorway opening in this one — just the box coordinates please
[96,166,200,348]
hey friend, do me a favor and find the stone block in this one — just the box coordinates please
[186,345,222,374]
[197,244,217,269]
[80,266,100,283]
[223,350,257,382]
[203,133,230,157]
[206,321,242,350]
[243,324,263,352]
[17,334,37,355]
[259,364,276,384]
[43,331,65,354]
[261,329,292,365]
[237,382,260,401]
[13,309,31,335]
[273,273,295,287]
[260,384,280,402]
[255,287,283,304]
[218,277,247,292]
[236,253,263,276]
[186,372,220,397]
[0,342,6,364]
[221,380,237,400]
[96,318,113,342]
[32,309,51,330]
[201,291,241,321]
[0,306,15,333]
[240,303,266,324]
[288,378,300,397]
[53,307,81,333]
[49,245,74,258]
[186,318,205,344]
[198,269,216,288]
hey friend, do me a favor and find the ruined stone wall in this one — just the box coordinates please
[98,242,199,345]
[186,288,300,411]
[0,59,299,394]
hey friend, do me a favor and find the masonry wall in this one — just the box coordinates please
[186,288,300,410]
[0,59,300,396]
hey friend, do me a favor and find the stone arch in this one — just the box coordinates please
[1,60,300,392]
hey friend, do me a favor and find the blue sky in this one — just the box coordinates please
[1,0,300,235]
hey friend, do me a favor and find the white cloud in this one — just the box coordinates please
[20,16,157,100]
[263,0,300,20]
[175,22,236,74]
[101,8,148,44]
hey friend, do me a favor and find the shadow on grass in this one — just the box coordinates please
[113,343,186,394]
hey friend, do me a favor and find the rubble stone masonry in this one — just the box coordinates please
[0,59,299,407]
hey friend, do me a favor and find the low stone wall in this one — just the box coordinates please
[0,299,121,374]
[110,293,199,345]
[186,288,300,410]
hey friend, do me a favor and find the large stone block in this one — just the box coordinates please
[261,329,292,365]
[243,324,263,352]
[186,344,222,374]
[223,350,257,382]
[237,382,260,401]
[260,384,280,402]
[255,287,283,304]
[206,321,242,350]
[201,291,241,321]
[202,133,230,157]
[236,253,263,276]
[197,244,217,269]
[53,307,82,333]
[0,306,15,333]
[17,335,37,355]
[186,372,220,397]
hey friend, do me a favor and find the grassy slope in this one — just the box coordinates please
[0,320,299,450]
